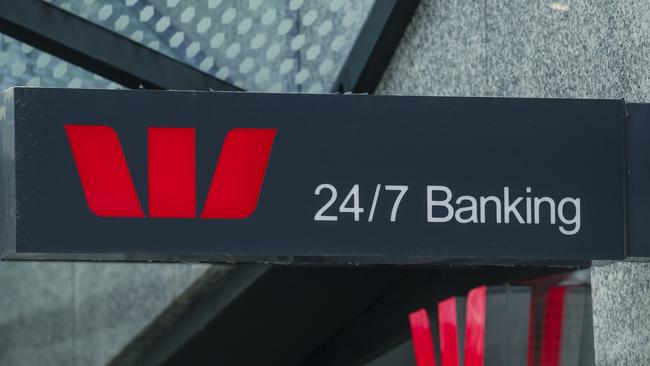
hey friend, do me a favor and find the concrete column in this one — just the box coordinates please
[591,262,650,364]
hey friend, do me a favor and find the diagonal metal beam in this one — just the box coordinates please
[109,266,408,366]
[331,0,421,93]
[0,0,240,91]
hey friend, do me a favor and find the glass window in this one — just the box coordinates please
[43,0,375,92]
[0,33,120,91]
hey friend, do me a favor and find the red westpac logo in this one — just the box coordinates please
[64,125,277,219]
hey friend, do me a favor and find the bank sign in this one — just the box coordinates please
[0,88,626,264]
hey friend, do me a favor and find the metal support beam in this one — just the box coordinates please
[110,266,408,366]
[108,265,270,366]
[331,0,421,93]
[0,0,240,91]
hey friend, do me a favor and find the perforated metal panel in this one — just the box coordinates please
[44,0,375,92]
[0,33,119,90]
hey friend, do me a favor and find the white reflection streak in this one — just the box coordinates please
[549,2,570,11]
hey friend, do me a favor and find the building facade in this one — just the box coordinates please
[0,0,648,365]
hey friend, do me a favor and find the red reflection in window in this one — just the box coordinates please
[438,297,460,366]
[464,286,486,366]
[540,287,566,366]
[409,308,437,366]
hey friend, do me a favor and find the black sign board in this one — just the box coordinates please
[0,88,626,264]
[626,103,650,258]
